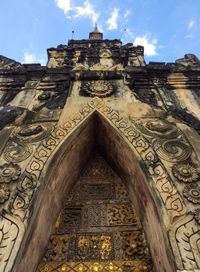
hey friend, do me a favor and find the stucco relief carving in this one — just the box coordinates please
[148,163,186,222]
[0,185,10,204]
[0,163,21,214]
[3,123,54,164]
[194,209,200,225]
[0,97,199,271]
[172,163,200,183]
[10,174,36,221]
[134,118,179,139]
[169,214,200,270]
[129,117,200,270]
[3,139,33,163]
[73,61,124,72]
[153,139,192,162]
[0,163,21,184]
[15,124,53,143]
[0,214,25,272]
[183,184,200,204]
[0,124,55,219]
[133,118,192,162]
[81,80,114,97]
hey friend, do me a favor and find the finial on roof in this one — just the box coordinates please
[94,23,98,32]
[89,24,103,40]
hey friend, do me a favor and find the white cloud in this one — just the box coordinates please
[23,53,35,63]
[188,20,195,30]
[185,20,196,39]
[133,36,157,56]
[54,0,99,25]
[75,1,99,24]
[22,52,46,65]
[106,8,119,30]
[54,0,71,14]
[124,10,131,19]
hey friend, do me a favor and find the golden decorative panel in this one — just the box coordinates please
[37,153,153,271]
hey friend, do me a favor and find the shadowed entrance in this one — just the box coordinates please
[36,152,153,271]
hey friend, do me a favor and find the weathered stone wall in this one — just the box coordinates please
[0,35,199,272]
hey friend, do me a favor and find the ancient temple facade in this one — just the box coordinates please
[0,28,200,272]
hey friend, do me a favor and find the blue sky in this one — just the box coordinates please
[0,0,199,65]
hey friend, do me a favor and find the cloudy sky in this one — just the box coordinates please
[0,0,199,65]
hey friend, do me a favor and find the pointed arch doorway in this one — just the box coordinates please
[14,110,175,272]
[36,151,153,272]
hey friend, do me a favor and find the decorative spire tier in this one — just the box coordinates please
[89,24,103,40]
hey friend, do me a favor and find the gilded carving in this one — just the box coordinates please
[107,204,138,226]
[172,163,200,183]
[82,204,107,227]
[37,153,152,271]
[115,179,129,199]
[80,182,114,200]
[38,260,151,272]
[44,235,69,262]
[0,163,21,184]
[56,208,82,233]
[82,155,114,178]
[68,234,113,261]
[183,184,200,204]
[115,231,150,259]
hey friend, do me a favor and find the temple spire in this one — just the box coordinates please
[94,23,98,32]
[89,24,103,40]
